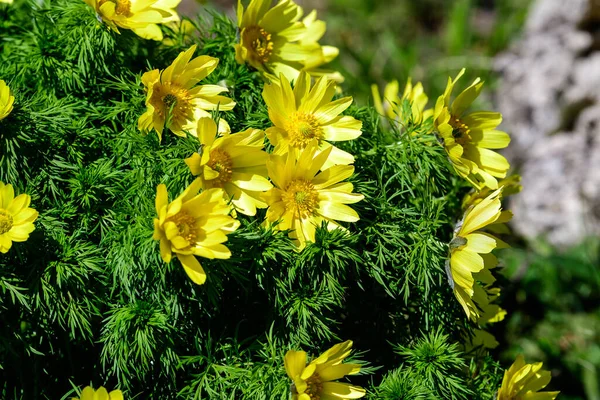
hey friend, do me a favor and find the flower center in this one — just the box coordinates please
[207,148,234,185]
[282,179,319,218]
[243,26,274,63]
[167,212,197,244]
[0,210,14,235]
[150,82,192,124]
[286,112,323,149]
[305,373,323,399]
[449,117,471,146]
[99,0,132,16]
[163,94,178,108]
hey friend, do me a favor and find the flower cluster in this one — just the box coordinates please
[372,71,558,395]
[2,0,560,397]
[137,41,363,282]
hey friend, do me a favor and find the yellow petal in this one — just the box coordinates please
[80,386,95,400]
[7,194,30,215]
[0,183,14,208]
[321,115,362,141]
[95,387,110,400]
[463,111,502,130]
[155,184,169,215]
[12,208,38,225]
[8,223,35,241]
[318,363,361,381]
[108,390,124,400]
[464,232,498,254]
[321,382,366,398]
[160,238,172,263]
[0,234,12,253]
[284,350,307,380]
[176,253,206,284]
[313,165,354,190]
[470,129,510,149]
[314,97,353,124]
[451,78,483,117]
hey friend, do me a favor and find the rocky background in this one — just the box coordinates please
[496,0,600,247]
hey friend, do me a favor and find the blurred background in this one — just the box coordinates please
[186,0,600,398]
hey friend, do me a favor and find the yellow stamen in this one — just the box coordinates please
[286,112,323,149]
[207,149,234,185]
[282,179,319,218]
[167,212,197,244]
[449,117,471,146]
[0,209,14,235]
[149,83,193,123]
[305,373,323,400]
[243,26,274,63]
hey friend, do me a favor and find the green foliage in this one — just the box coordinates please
[0,1,507,398]
[320,0,533,105]
[500,238,600,399]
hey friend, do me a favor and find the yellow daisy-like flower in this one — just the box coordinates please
[434,68,510,189]
[263,72,362,169]
[72,386,123,400]
[371,78,432,124]
[0,80,15,121]
[447,188,510,320]
[184,118,272,216]
[0,182,38,254]
[264,140,363,250]
[138,45,235,142]
[497,355,559,400]
[285,340,366,400]
[235,0,339,81]
[83,0,180,41]
[152,179,240,285]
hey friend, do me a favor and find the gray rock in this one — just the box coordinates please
[495,0,600,246]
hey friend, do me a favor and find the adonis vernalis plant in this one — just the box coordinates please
[0,0,558,398]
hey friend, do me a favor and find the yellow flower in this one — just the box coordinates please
[0,80,15,121]
[138,45,235,141]
[235,0,339,82]
[152,179,240,285]
[497,355,559,400]
[73,386,123,400]
[371,78,432,124]
[264,140,363,250]
[83,0,181,40]
[447,188,510,320]
[434,69,510,189]
[263,72,362,169]
[184,118,272,216]
[284,340,366,400]
[0,182,38,254]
